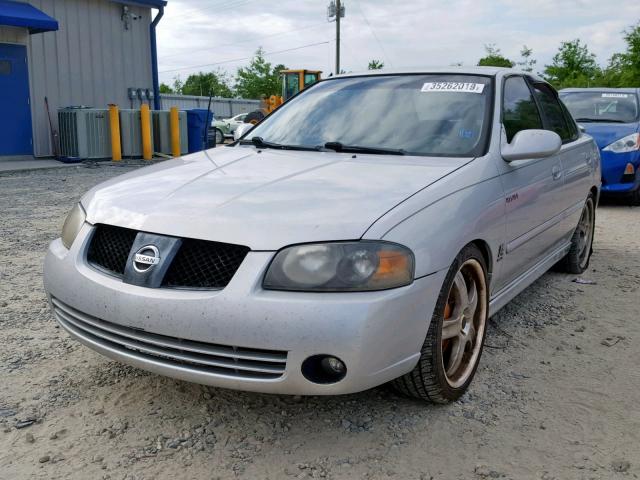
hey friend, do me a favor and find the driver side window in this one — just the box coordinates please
[502,76,543,143]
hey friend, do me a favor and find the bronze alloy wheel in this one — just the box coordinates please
[556,193,596,275]
[441,258,488,389]
[392,243,489,403]
[575,197,595,271]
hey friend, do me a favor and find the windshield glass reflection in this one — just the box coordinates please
[561,91,639,123]
[244,74,493,157]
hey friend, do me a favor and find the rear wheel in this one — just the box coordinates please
[244,110,265,125]
[557,193,595,274]
[392,244,489,403]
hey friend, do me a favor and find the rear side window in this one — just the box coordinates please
[531,83,575,142]
[502,76,542,143]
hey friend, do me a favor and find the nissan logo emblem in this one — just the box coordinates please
[133,245,160,273]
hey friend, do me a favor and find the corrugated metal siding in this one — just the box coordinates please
[0,26,29,43]
[22,0,154,157]
[160,94,260,118]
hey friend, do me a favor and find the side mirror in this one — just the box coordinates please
[578,124,586,133]
[234,123,254,141]
[502,129,562,162]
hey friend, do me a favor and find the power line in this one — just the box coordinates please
[159,41,331,74]
[166,0,255,21]
[159,21,330,61]
[354,0,393,67]
[339,39,367,71]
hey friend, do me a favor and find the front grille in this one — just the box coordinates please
[87,225,250,289]
[51,297,287,380]
[163,238,250,289]
[87,225,137,276]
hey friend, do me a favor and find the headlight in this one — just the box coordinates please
[603,133,640,153]
[61,203,86,249]
[263,242,414,292]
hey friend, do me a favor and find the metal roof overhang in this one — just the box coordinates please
[0,0,58,34]
[110,0,167,8]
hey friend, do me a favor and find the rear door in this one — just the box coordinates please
[0,43,32,155]
[530,81,595,240]
[494,75,566,290]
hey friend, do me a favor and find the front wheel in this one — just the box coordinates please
[557,193,595,274]
[392,244,489,403]
[214,128,224,144]
[629,186,640,206]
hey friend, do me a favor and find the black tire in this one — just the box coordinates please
[392,244,489,403]
[557,193,596,274]
[214,128,224,144]
[244,110,265,125]
[629,186,640,206]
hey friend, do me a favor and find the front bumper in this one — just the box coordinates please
[600,150,640,194]
[44,224,445,395]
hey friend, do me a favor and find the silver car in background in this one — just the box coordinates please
[44,68,600,403]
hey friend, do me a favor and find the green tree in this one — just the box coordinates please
[235,48,287,99]
[159,83,174,94]
[180,70,234,97]
[600,22,640,87]
[477,44,515,68]
[368,59,384,70]
[172,77,184,94]
[543,39,600,88]
[517,45,536,73]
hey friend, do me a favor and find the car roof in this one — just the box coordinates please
[332,66,545,82]
[560,87,640,94]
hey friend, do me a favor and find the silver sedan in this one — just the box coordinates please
[44,67,600,403]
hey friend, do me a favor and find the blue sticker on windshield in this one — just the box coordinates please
[459,129,474,139]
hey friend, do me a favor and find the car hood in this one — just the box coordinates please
[83,147,467,250]
[578,121,639,149]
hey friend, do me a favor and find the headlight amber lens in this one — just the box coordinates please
[61,203,86,249]
[263,242,414,292]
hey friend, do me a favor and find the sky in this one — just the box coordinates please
[156,0,639,86]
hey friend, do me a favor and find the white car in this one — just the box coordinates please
[44,68,600,403]
[216,113,247,135]
[211,113,249,144]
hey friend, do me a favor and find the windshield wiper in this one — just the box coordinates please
[574,118,627,124]
[323,142,406,155]
[240,136,321,151]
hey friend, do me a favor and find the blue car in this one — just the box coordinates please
[560,88,640,204]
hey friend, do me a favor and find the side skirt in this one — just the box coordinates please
[489,241,571,317]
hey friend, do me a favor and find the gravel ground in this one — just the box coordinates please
[1,164,639,480]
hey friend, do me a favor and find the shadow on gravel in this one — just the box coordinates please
[598,195,638,207]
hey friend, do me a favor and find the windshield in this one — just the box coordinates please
[243,74,493,157]
[561,91,639,123]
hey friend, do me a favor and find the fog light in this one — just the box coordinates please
[622,163,637,183]
[301,355,347,384]
[321,356,346,375]
[624,163,635,175]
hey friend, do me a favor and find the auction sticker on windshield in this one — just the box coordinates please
[421,82,485,94]
[602,93,629,98]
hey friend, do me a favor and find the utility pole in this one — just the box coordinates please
[327,1,345,75]
[335,0,341,75]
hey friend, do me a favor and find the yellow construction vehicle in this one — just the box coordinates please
[244,69,322,124]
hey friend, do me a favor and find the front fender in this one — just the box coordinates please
[363,156,505,293]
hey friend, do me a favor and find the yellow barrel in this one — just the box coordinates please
[108,104,122,161]
[140,103,152,160]
[170,106,181,157]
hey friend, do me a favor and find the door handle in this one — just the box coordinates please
[552,165,562,180]
[584,153,593,167]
